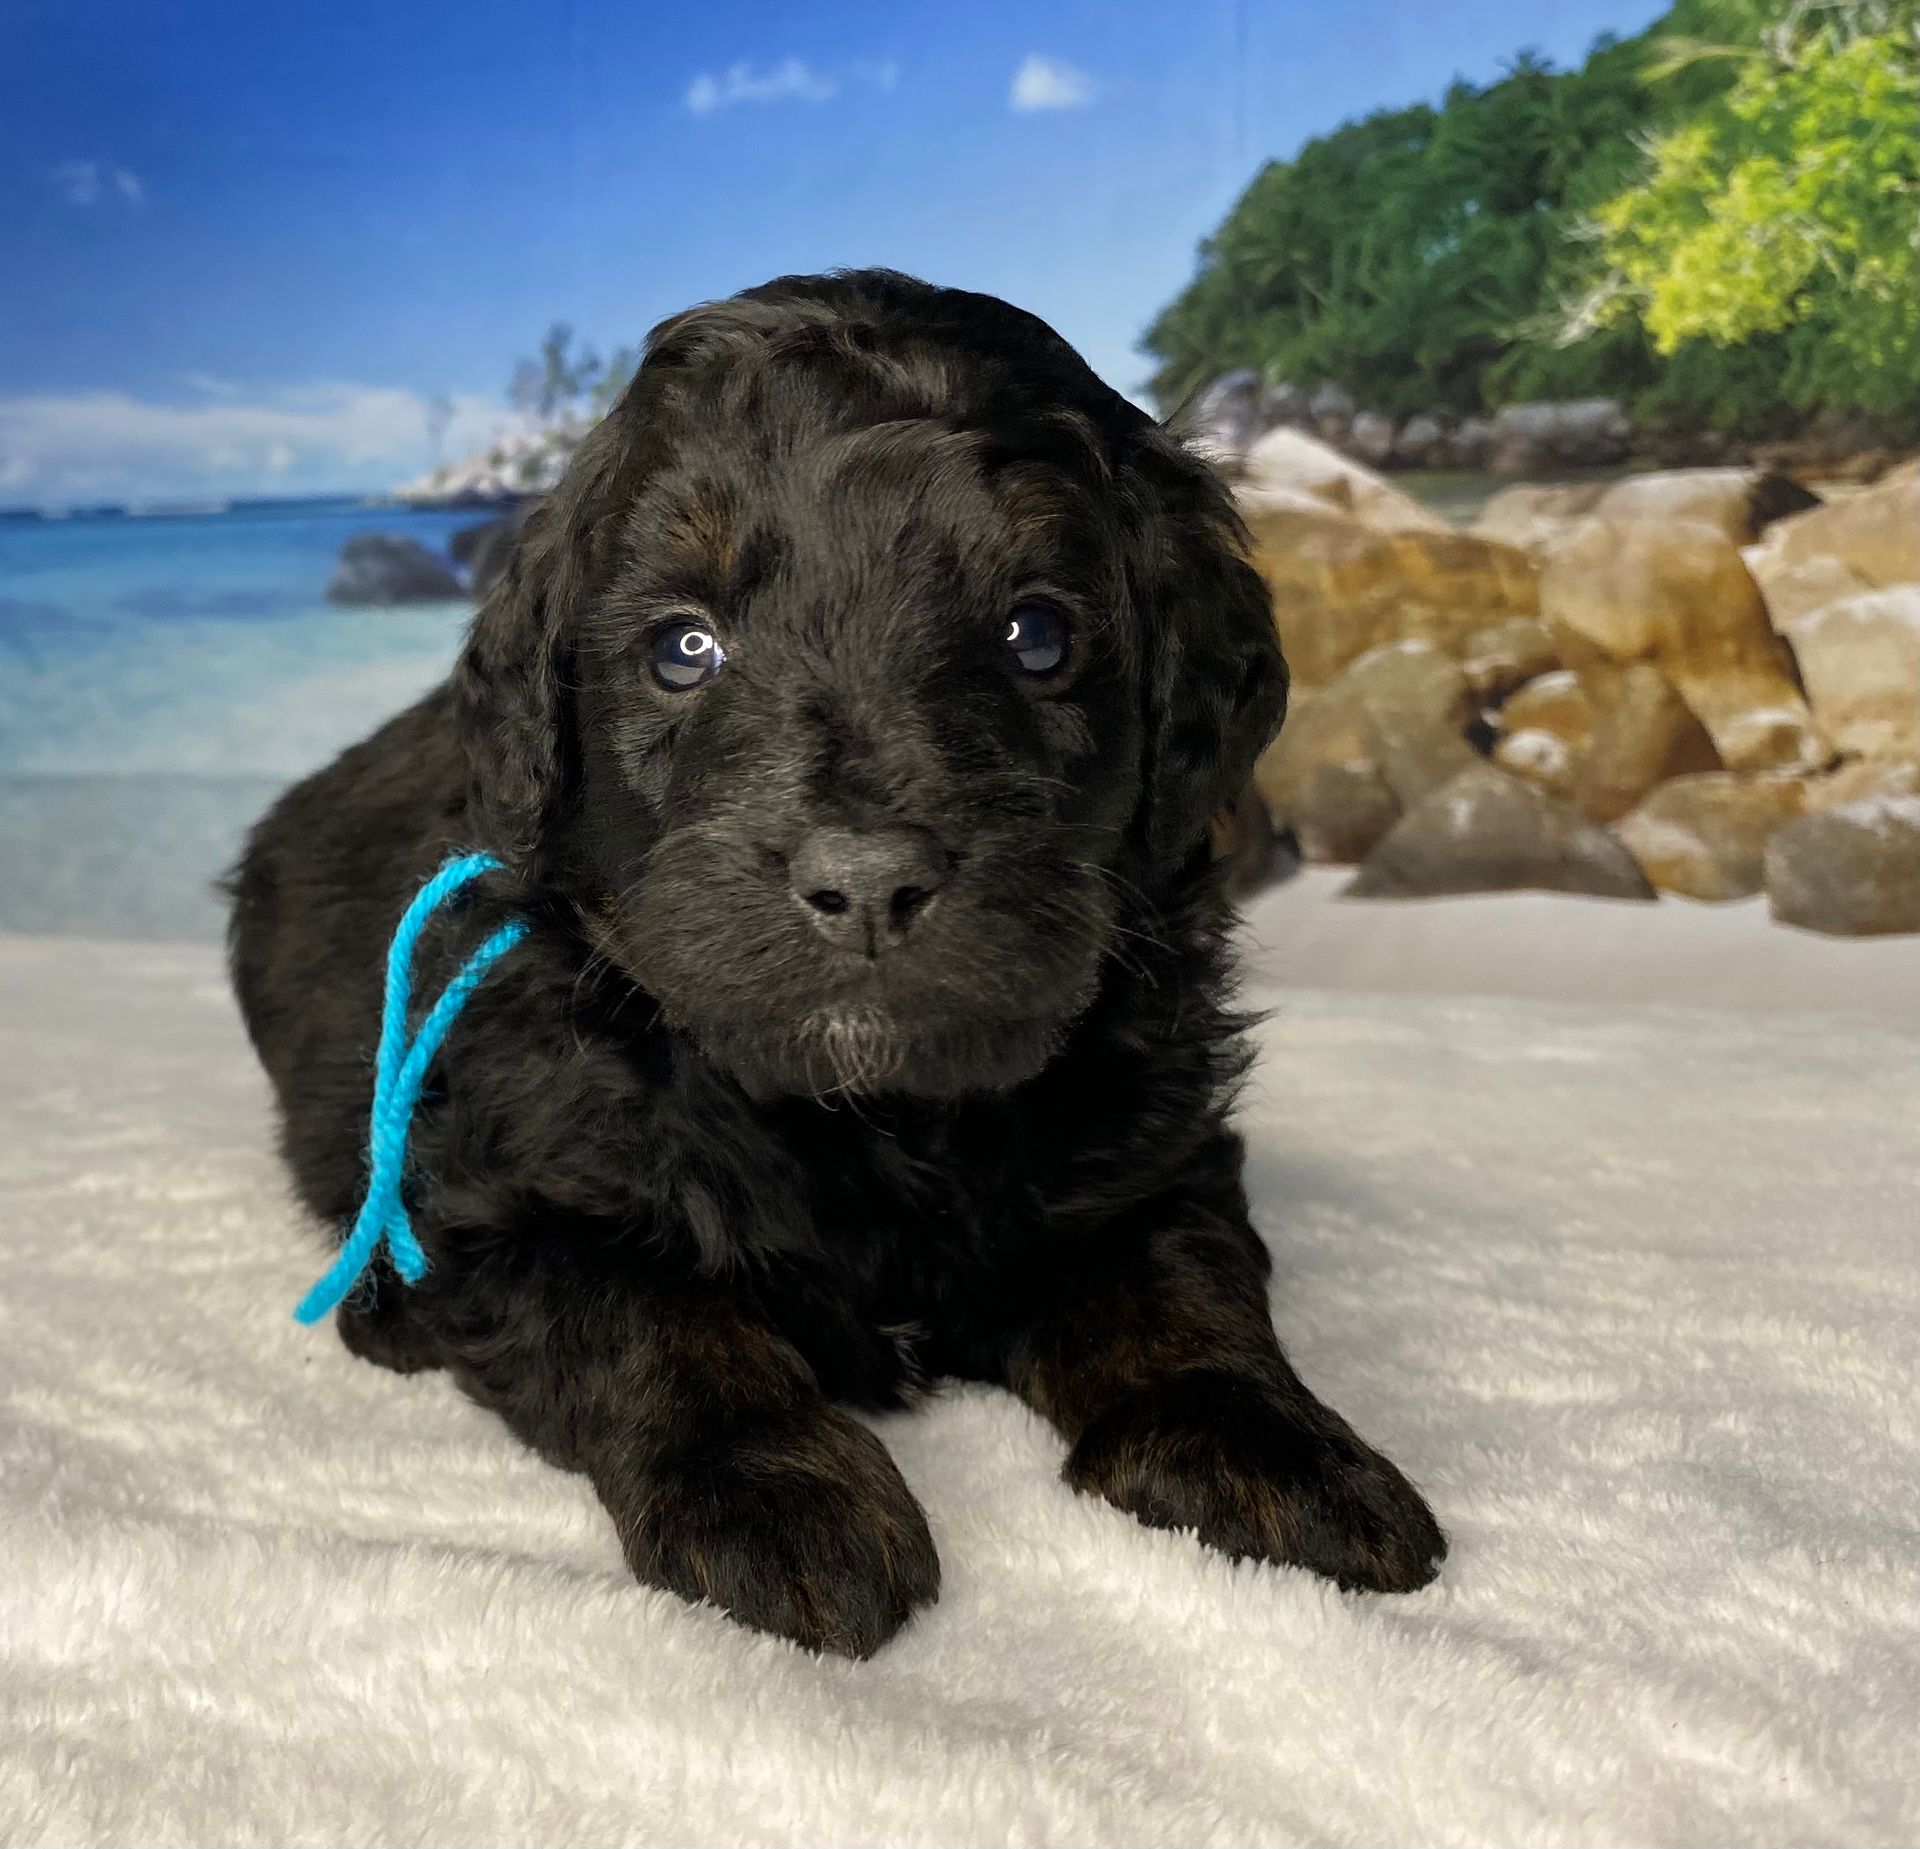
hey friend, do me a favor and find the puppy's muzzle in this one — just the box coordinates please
[789,826,948,957]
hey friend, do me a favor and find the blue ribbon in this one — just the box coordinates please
[293,853,528,1325]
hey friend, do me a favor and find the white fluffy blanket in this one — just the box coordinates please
[2,934,1914,1848]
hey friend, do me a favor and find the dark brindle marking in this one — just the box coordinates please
[229,269,1444,1657]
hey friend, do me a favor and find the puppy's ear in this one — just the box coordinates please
[1124,431,1289,881]
[452,418,631,869]
[453,299,788,869]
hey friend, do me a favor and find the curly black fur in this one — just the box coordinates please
[229,270,1443,1656]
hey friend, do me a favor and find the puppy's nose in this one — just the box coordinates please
[789,827,948,955]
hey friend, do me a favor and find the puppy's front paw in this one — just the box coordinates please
[612,1403,939,1658]
[336,1286,443,1375]
[1065,1369,1445,1593]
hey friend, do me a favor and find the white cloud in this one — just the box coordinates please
[686,58,837,115]
[683,56,899,116]
[1009,54,1095,113]
[0,383,507,508]
[51,160,145,207]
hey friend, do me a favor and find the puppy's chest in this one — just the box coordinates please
[745,1107,1040,1397]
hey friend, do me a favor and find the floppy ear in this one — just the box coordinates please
[1124,430,1289,880]
[452,300,786,870]
[452,417,632,871]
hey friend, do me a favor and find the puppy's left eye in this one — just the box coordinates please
[650,622,726,691]
[1005,601,1068,676]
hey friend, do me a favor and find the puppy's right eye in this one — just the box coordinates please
[1005,601,1068,677]
[650,623,726,692]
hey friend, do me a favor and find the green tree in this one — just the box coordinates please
[1140,0,1917,438]
[1583,0,1919,418]
[590,343,641,415]
[1139,39,1672,417]
[509,326,642,427]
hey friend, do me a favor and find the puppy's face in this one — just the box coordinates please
[574,412,1138,1098]
[458,274,1285,1100]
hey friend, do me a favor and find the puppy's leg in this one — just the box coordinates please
[1002,1138,1445,1593]
[413,1256,938,1657]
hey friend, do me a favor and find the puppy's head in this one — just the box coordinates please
[456,270,1285,1099]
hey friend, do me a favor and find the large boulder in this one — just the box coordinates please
[1492,730,1580,801]
[1261,380,1312,430]
[1252,640,1478,862]
[1329,642,1481,805]
[1743,470,1920,624]
[1347,411,1399,467]
[1461,618,1559,700]
[1499,671,1595,740]
[1259,761,1401,866]
[1188,370,1265,457]
[1449,417,1496,471]
[1775,586,1920,762]
[1539,517,1822,772]
[1347,764,1655,901]
[450,507,533,599]
[1393,414,1450,469]
[1489,399,1630,475]
[1244,499,1537,691]
[1615,773,1805,902]
[1470,483,1607,555]
[1475,470,1820,559]
[1765,798,1920,937]
[1738,554,1872,630]
[449,515,512,567]
[1798,757,1920,813]
[1571,662,1722,823]
[1253,688,1379,847]
[1308,382,1356,443]
[1589,469,1820,545]
[1750,423,1902,483]
[1236,427,1449,534]
[324,533,464,606]
[1491,670,1596,800]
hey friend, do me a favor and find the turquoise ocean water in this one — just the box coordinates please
[0,499,480,940]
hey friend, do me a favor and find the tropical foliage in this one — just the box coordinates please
[1141,0,1918,436]
[509,324,640,428]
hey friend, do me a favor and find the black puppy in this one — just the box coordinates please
[229,270,1443,1656]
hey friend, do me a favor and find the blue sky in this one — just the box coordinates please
[0,0,1668,507]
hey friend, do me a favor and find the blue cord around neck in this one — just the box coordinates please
[292,852,528,1325]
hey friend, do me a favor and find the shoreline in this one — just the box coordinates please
[5,807,1914,1027]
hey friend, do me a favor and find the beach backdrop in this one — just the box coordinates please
[3,0,1914,960]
